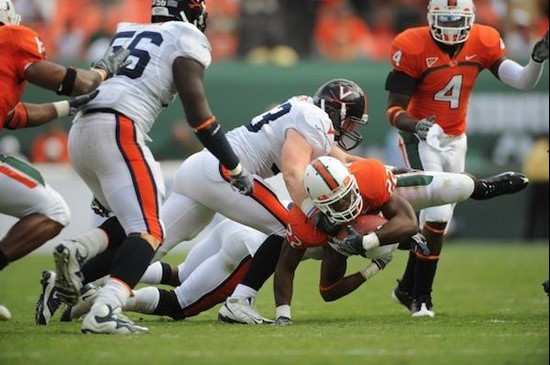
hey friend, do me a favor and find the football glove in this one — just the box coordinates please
[397,233,431,256]
[229,165,254,196]
[330,226,366,256]
[414,115,436,141]
[532,29,549,63]
[91,46,131,80]
[68,90,99,116]
[372,255,393,270]
[274,316,293,326]
[310,211,343,236]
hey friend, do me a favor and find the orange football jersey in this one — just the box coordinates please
[390,24,505,136]
[0,25,46,130]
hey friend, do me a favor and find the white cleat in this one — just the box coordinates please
[60,283,99,322]
[53,241,86,305]
[81,304,149,334]
[411,303,435,318]
[0,304,11,320]
[218,297,274,325]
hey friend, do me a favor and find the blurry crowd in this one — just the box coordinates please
[13,0,550,64]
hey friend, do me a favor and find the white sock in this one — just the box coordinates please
[92,278,131,310]
[232,284,258,299]
[140,262,163,285]
[124,287,159,314]
[71,228,109,263]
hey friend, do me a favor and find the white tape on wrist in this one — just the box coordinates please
[362,232,380,251]
[359,263,380,280]
[53,101,71,118]
[276,305,291,319]
[228,163,243,176]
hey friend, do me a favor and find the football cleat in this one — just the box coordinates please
[53,240,86,305]
[411,296,435,318]
[274,316,293,326]
[471,172,529,200]
[35,270,62,325]
[218,297,274,325]
[81,304,148,334]
[60,283,99,322]
[543,280,549,297]
[0,304,11,321]
[391,281,413,312]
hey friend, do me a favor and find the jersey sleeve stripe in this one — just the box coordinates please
[115,114,164,242]
[0,165,38,189]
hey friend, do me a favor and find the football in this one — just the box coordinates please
[336,214,387,239]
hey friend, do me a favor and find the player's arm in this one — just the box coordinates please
[24,47,130,96]
[173,57,251,193]
[280,128,313,206]
[329,145,364,163]
[376,194,418,245]
[490,30,548,91]
[273,244,306,321]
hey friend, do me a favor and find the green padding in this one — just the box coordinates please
[397,174,434,188]
[2,155,45,186]
[399,131,423,170]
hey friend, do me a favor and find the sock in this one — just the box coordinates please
[140,262,163,285]
[0,249,8,270]
[81,248,117,284]
[239,234,284,291]
[99,217,127,249]
[125,287,160,314]
[398,251,417,294]
[110,235,155,289]
[413,258,439,300]
[70,228,109,263]
[92,278,131,309]
[232,284,258,299]
[153,289,185,320]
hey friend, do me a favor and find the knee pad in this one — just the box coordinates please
[41,185,71,226]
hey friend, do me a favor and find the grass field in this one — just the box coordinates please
[0,241,548,365]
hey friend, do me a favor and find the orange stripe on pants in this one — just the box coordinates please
[0,165,37,188]
[116,116,163,242]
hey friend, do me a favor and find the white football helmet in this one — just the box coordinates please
[427,0,475,45]
[0,0,20,26]
[303,156,363,224]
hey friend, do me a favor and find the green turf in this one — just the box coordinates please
[0,242,548,365]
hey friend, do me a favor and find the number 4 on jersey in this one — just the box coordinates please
[434,75,463,109]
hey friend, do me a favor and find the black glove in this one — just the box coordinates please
[330,225,366,256]
[397,233,430,256]
[68,90,99,116]
[372,255,393,270]
[310,211,343,236]
[229,165,254,196]
[414,115,435,141]
[532,29,549,63]
[91,197,111,218]
[91,46,131,80]
[274,316,293,326]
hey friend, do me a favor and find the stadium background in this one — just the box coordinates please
[1,0,549,241]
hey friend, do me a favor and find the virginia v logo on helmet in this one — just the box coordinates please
[313,79,369,151]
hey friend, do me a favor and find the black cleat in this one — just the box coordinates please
[471,172,529,200]
[391,281,414,312]
[543,280,549,297]
[35,271,62,325]
[411,296,434,318]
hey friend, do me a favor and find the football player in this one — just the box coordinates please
[49,0,253,334]
[0,0,128,319]
[384,0,546,316]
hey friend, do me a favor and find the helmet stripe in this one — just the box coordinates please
[312,160,340,191]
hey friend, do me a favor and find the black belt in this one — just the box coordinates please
[83,108,124,116]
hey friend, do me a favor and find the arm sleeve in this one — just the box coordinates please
[11,26,47,79]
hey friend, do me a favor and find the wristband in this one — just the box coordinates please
[228,163,242,176]
[361,232,380,251]
[359,263,380,280]
[276,305,291,319]
[52,101,71,118]
[91,68,108,82]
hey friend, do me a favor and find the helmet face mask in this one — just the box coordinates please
[151,0,208,32]
[304,157,363,224]
[427,0,475,45]
[0,0,21,26]
[313,79,368,151]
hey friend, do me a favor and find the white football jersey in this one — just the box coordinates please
[84,21,211,136]
[227,96,335,178]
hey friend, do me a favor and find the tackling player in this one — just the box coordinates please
[384,0,547,316]
[0,0,128,320]
[50,0,253,335]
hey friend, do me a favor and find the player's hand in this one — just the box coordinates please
[532,29,549,63]
[310,211,343,236]
[68,90,99,115]
[91,46,131,80]
[372,255,393,270]
[274,316,293,326]
[397,233,430,256]
[414,115,436,141]
[330,226,366,256]
[229,164,254,196]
